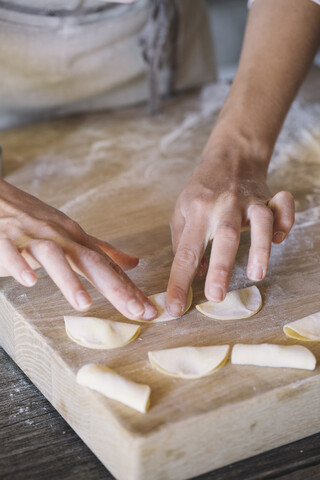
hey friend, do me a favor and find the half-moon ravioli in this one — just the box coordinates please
[196,286,262,320]
[64,316,140,349]
[148,345,229,379]
[283,312,320,341]
[139,288,193,323]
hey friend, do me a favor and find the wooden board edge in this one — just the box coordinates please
[1,291,320,480]
[133,375,320,480]
[0,293,144,480]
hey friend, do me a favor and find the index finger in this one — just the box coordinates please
[205,216,241,302]
[166,222,207,317]
[66,243,158,321]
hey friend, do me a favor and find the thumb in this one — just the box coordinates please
[90,237,139,270]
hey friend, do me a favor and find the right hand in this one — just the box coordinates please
[0,179,157,321]
[166,140,295,317]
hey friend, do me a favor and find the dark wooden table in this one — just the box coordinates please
[1,347,320,480]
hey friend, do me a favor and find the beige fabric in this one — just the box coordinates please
[0,1,215,129]
[9,1,137,7]
[248,0,320,7]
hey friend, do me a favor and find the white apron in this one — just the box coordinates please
[0,0,216,129]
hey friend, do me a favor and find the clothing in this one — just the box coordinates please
[0,1,215,129]
[248,0,320,7]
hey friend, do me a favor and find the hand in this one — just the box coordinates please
[165,0,318,318]
[0,179,157,320]
[166,145,295,317]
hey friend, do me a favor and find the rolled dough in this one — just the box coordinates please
[148,345,229,379]
[139,288,193,323]
[231,344,316,370]
[283,312,320,341]
[77,364,151,413]
[196,286,262,320]
[64,316,140,349]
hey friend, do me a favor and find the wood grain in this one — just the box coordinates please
[1,76,320,479]
[2,346,320,480]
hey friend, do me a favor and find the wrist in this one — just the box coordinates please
[194,122,272,192]
[203,118,272,173]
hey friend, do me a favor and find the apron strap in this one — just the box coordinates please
[139,0,179,114]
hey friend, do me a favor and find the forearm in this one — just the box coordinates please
[205,0,320,164]
[166,0,316,311]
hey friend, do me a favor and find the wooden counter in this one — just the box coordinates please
[1,71,320,479]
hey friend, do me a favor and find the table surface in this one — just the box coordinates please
[1,68,320,480]
[1,345,320,480]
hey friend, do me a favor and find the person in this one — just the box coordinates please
[0,0,319,321]
[165,0,320,317]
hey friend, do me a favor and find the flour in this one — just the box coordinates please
[295,206,320,228]
[270,102,320,171]
[61,184,105,214]
[11,81,319,262]
[159,83,229,154]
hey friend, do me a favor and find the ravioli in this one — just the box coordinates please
[148,345,229,379]
[196,286,262,320]
[64,315,140,349]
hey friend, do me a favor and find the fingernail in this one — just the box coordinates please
[142,303,158,321]
[248,266,263,281]
[273,231,285,244]
[21,270,37,287]
[76,290,92,309]
[168,301,183,317]
[209,286,223,302]
[128,299,145,318]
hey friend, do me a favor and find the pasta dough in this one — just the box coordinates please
[231,343,316,370]
[148,345,229,379]
[77,364,151,413]
[283,312,320,341]
[64,316,140,349]
[139,288,193,323]
[196,286,262,320]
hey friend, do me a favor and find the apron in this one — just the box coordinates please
[0,0,216,129]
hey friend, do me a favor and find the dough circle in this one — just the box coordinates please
[139,288,193,323]
[64,316,140,349]
[231,343,316,370]
[148,345,229,379]
[283,312,320,341]
[77,364,151,413]
[196,286,262,320]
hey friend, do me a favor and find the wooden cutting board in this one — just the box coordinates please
[1,85,320,480]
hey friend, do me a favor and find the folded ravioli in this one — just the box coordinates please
[77,364,151,413]
[196,286,262,320]
[231,344,316,370]
[148,345,229,379]
[283,312,320,341]
[139,288,193,323]
[64,316,140,349]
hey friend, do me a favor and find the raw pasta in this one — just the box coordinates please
[77,364,151,413]
[196,286,262,320]
[148,345,229,379]
[139,288,193,323]
[64,316,140,349]
[283,312,320,341]
[231,344,316,370]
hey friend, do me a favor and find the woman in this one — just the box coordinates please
[0,0,319,320]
